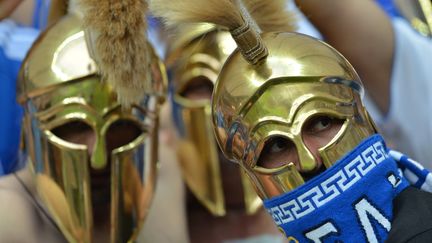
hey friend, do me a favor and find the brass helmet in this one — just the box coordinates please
[150,0,310,203]
[212,32,377,199]
[166,24,261,216]
[150,0,376,202]
[17,10,166,243]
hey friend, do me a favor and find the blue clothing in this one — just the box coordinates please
[32,0,50,29]
[376,0,401,18]
[0,0,48,175]
[0,20,39,174]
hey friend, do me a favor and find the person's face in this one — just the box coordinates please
[181,77,344,182]
[257,116,344,180]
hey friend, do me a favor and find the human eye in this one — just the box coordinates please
[269,137,291,153]
[257,136,296,169]
[304,116,343,135]
[311,116,331,132]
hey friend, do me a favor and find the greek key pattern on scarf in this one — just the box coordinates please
[268,141,388,226]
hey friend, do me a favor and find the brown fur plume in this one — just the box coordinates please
[150,0,269,64]
[244,0,297,32]
[80,0,151,107]
[149,0,245,31]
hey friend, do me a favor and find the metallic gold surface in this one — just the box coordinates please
[169,28,262,215]
[18,14,165,242]
[419,0,432,35]
[212,32,376,199]
[175,98,225,216]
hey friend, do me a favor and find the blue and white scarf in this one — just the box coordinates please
[263,134,432,243]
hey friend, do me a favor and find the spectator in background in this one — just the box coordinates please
[0,0,50,174]
[293,0,432,169]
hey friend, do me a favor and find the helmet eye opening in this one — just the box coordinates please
[301,115,344,138]
[257,136,297,170]
[300,114,345,158]
[51,120,95,148]
[179,76,214,101]
[105,119,144,152]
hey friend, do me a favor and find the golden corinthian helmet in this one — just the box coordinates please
[166,24,261,216]
[151,0,376,202]
[158,0,297,215]
[212,32,377,199]
[18,1,166,242]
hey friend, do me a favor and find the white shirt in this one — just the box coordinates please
[365,18,432,169]
[288,4,432,169]
[0,19,39,61]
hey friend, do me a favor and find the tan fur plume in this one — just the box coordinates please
[80,0,151,107]
[149,0,244,30]
[150,0,268,65]
[244,0,297,32]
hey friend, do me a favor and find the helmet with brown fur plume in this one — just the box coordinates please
[17,0,166,242]
[150,0,297,217]
[150,1,378,241]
